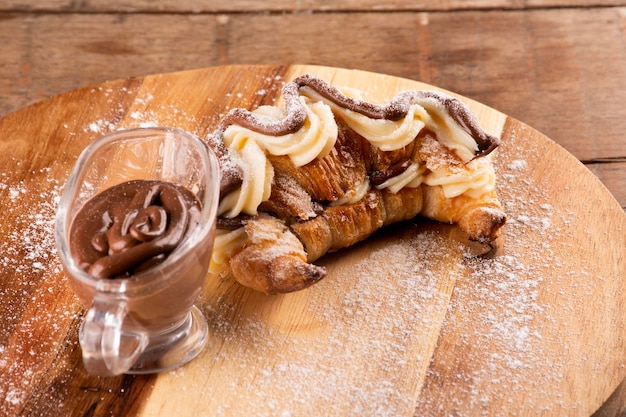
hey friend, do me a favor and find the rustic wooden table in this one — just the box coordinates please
[1,1,625,416]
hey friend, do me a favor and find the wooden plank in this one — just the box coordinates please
[0,0,71,11]
[592,378,626,417]
[2,0,625,12]
[584,161,626,211]
[1,8,624,163]
[417,7,626,162]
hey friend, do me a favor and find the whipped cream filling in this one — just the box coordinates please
[218,97,337,218]
[218,98,491,219]
[423,155,496,199]
[376,162,427,194]
[209,228,247,274]
[331,105,427,152]
[302,86,479,162]
[217,133,273,218]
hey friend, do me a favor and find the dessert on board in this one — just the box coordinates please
[206,74,506,294]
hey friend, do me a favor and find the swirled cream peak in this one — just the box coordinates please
[224,98,337,167]
[69,180,202,279]
[217,131,274,218]
[217,97,337,218]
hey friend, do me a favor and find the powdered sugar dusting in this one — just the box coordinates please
[160,230,459,416]
[0,166,62,276]
[2,77,621,415]
[147,121,616,416]
[412,123,613,415]
[0,164,80,416]
[80,88,201,136]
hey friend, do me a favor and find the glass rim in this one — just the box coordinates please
[54,126,221,293]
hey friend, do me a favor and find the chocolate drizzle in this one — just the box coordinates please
[208,74,501,203]
[213,74,500,155]
[219,83,308,136]
[414,91,501,157]
[293,75,500,157]
[69,180,201,279]
[294,74,408,121]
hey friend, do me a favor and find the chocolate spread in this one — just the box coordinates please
[69,180,202,279]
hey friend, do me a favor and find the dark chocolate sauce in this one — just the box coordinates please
[69,180,202,279]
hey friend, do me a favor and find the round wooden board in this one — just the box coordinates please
[0,65,624,417]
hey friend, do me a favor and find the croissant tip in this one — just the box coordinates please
[459,207,507,245]
[267,262,327,294]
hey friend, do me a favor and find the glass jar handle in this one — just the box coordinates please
[79,296,148,376]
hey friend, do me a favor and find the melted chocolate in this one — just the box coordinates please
[69,180,202,279]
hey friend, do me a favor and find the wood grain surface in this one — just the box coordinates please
[0,65,624,416]
[1,2,625,214]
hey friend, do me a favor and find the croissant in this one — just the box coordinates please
[205,74,506,293]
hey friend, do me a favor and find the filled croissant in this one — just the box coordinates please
[205,74,506,293]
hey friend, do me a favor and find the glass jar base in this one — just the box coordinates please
[125,306,208,374]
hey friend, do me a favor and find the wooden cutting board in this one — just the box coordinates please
[0,65,624,417]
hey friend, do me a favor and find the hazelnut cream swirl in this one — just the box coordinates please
[299,83,489,162]
[69,180,202,279]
